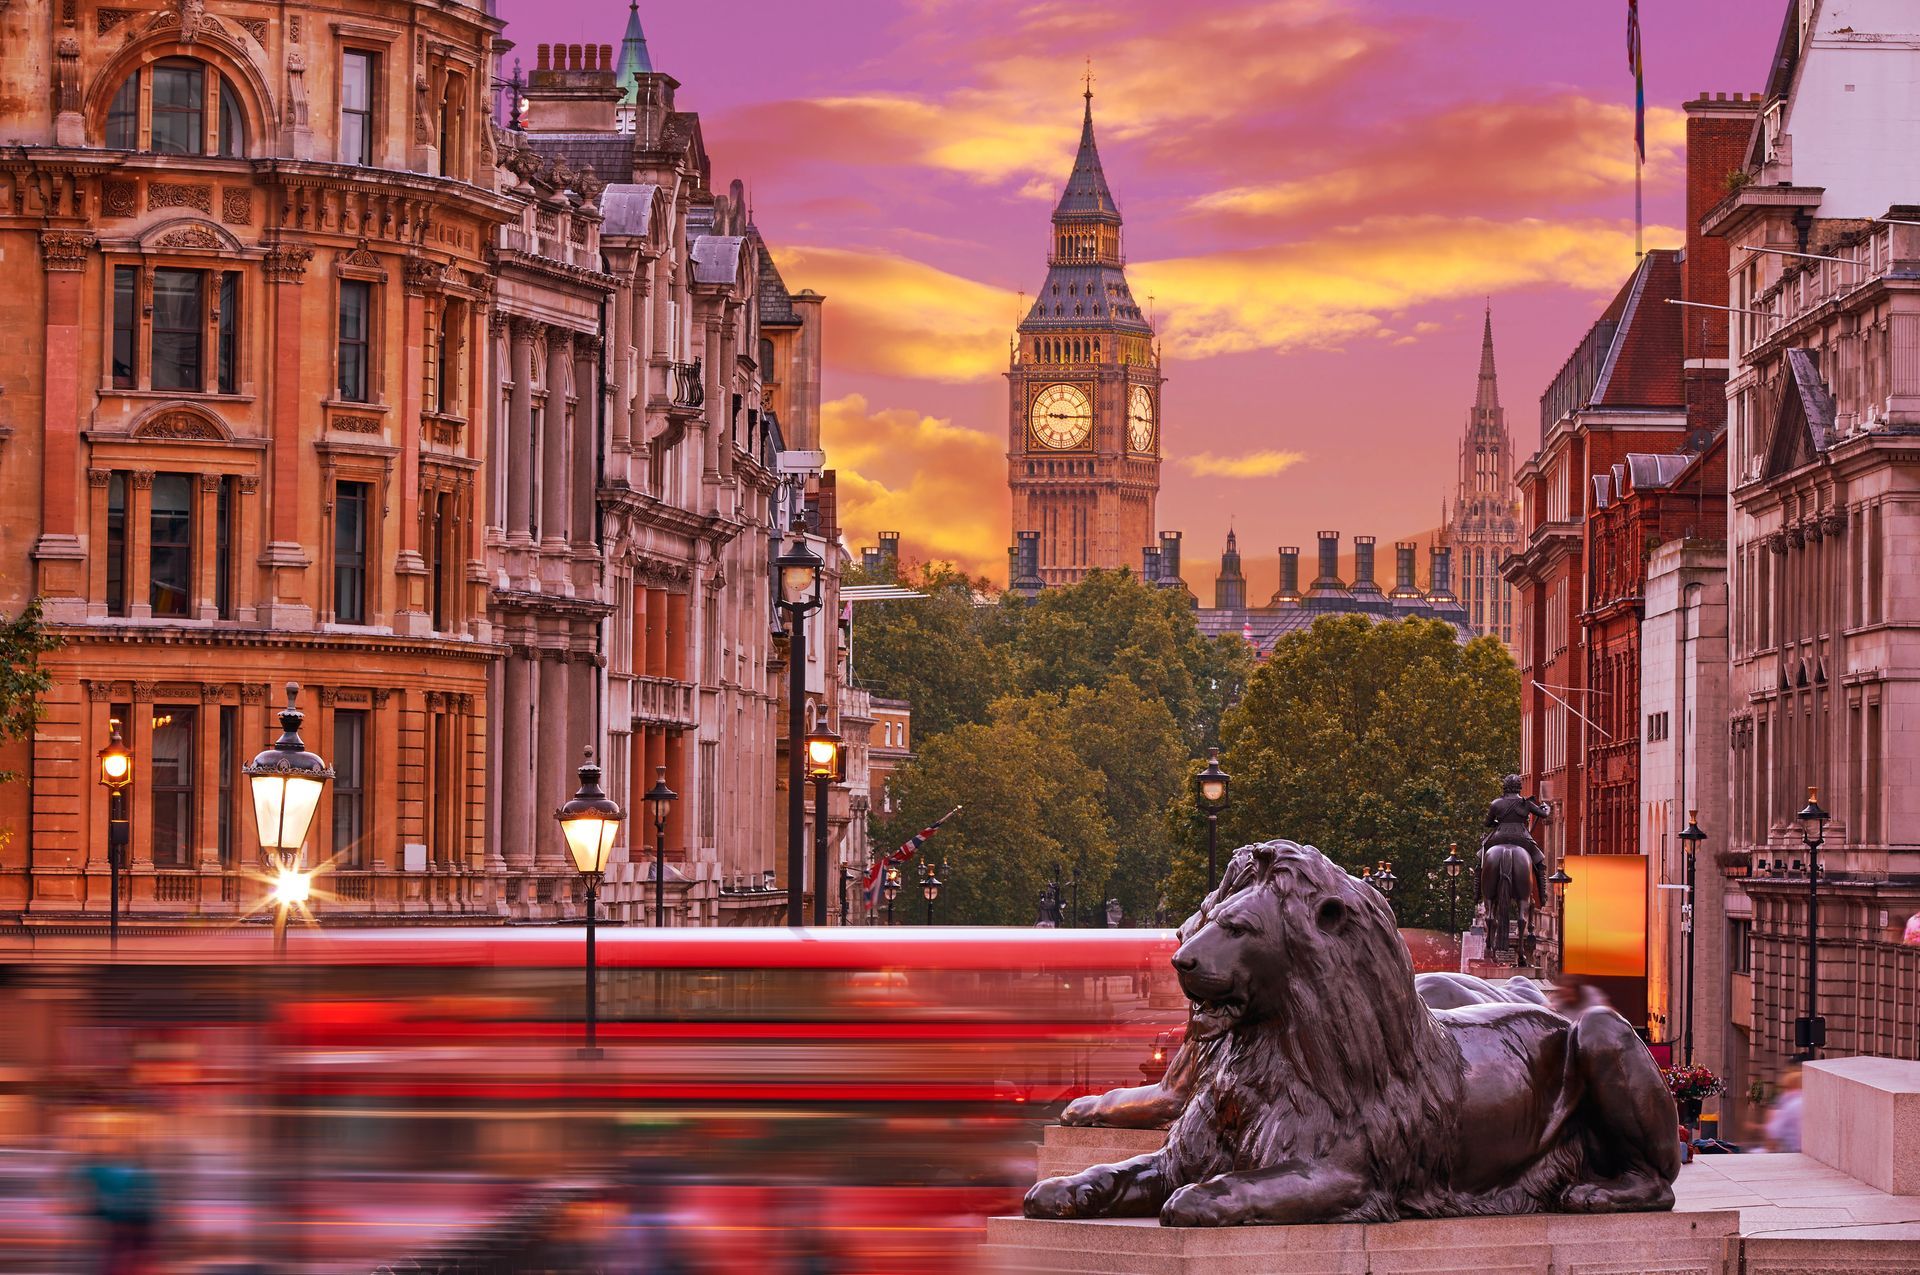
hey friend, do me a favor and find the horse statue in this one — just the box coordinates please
[1479,775,1550,962]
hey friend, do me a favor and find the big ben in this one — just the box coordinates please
[1009,86,1161,588]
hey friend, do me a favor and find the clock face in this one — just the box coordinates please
[1029,383,1093,449]
[1128,386,1156,452]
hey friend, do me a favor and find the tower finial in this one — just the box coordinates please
[1084,57,1094,103]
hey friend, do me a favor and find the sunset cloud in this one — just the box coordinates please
[777,246,1024,382]
[1180,449,1308,479]
[822,394,1009,576]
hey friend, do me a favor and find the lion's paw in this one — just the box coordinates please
[1160,1180,1236,1227]
[1561,1177,1675,1213]
[1059,1095,1104,1127]
[1024,1171,1112,1219]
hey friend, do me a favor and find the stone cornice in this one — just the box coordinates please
[496,247,619,290]
[44,624,505,663]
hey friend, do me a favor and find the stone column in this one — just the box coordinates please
[666,590,690,682]
[235,477,261,624]
[126,471,154,621]
[194,474,221,621]
[85,469,111,619]
[542,330,573,554]
[535,648,570,870]
[645,585,668,677]
[573,337,600,548]
[665,728,688,859]
[129,683,155,879]
[717,301,739,479]
[501,646,535,870]
[32,231,94,620]
[395,258,442,636]
[260,243,315,630]
[506,319,537,549]
[195,688,225,873]
[701,317,725,483]
[609,275,633,454]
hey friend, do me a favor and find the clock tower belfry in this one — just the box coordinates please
[1008,86,1160,589]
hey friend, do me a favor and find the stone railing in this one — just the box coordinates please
[633,674,696,727]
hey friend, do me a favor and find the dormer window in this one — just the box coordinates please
[102,58,246,157]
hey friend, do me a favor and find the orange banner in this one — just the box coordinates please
[1561,854,1647,978]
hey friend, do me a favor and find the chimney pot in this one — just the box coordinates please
[536,43,550,70]
[585,44,598,71]
[602,44,614,68]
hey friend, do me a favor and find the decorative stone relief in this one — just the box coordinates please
[371,687,393,706]
[403,256,446,295]
[85,680,115,702]
[39,230,95,271]
[135,411,223,440]
[333,416,382,434]
[237,475,260,494]
[128,470,155,490]
[262,242,313,283]
[236,16,266,44]
[96,7,135,33]
[156,224,223,250]
[221,188,252,224]
[103,182,137,218]
[149,183,212,214]
[87,468,112,488]
[238,683,268,703]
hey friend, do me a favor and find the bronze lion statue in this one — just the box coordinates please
[1025,840,1679,1226]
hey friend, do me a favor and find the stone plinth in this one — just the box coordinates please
[1035,1125,1168,1181]
[1805,1057,1920,1196]
[981,1210,1741,1274]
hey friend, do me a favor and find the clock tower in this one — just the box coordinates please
[1008,87,1160,588]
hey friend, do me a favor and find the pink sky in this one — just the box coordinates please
[499,0,1777,594]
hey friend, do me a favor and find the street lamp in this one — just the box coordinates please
[556,746,623,1059]
[805,726,842,927]
[1372,860,1397,909]
[776,525,823,927]
[97,723,132,953]
[1442,843,1465,936]
[1547,866,1573,974]
[1795,786,1830,1060]
[643,765,677,930]
[1676,811,1707,1066]
[1195,749,1230,890]
[921,859,942,926]
[244,683,332,956]
[883,864,902,925]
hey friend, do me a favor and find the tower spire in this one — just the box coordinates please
[1475,303,1499,414]
[615,0,653,100]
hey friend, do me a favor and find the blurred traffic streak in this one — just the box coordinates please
[0,927,1186,1272]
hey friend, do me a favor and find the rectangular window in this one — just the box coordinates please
[1728,918,1752,976]
[107,72,140,149]
[215,474,235,620]
[151,704,196,867]
[428,490,453,631]
[112,267,138,388]
[332,708,367,869]
[151,60,206,156]
[334,481,369,624]
[218,705,236,866]
[216,270,239,394]
[337,280,371,402]
[149,473,193,618]
[106,471,128,617]
[151,268,204,391]
[341,51,376,167]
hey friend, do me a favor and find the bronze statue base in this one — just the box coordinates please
[981,1207,1741,1273]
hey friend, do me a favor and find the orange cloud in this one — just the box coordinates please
[778,246,1023,383]
[1133,215,1681,359]
[1180,449,1307,479]
[823,394,1009,576]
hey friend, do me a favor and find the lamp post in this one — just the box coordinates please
[556,747,623,1059]
[97,724,132,953]
[1676,811,1707,1067]
[1547,866,1573,975]
[775,526,823,927]
[1372,860,1397,912]
[243,683,332,957]
[1442,843,1465,936]
[883,864,902,925]
[805,726,842,927]
[643,766,677,930]
[1195,749,1230,890]
[1795,787,1830,1061]
[921,860,942,926]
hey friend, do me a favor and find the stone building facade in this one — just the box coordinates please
[1707,0,1920,1087]
[1438,310,1522,657]
[0,0,517,923]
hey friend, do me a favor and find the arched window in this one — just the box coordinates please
[103,57,246,157]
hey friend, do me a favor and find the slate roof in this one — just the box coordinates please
[1021,263,1152,332]
[756,237,800,326]
[524,133,635,187]
[600,183,659,237]
[1194,600,1475,657]
[1055,92,1121,223]
[1784,347,1838,450]
[1592,249,1686,409]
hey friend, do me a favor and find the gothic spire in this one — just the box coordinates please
[1476,304,1500,414]
[1054,84,1120,223]
[616,0,653,102]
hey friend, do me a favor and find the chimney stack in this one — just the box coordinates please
[1158,531,1183,586]
[878,530,900,575]
[1352,536,1381,595]
[1273,547,1301,604]
[1011,531,1044,596]
[1392,541,1423,598]
[1428,547,1458,603]
[1142,545,1163,582]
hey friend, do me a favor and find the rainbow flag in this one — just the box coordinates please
[1628,0,1645,162]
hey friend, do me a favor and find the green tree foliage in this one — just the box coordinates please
[0,596,61,786]
[1165,615,1518,929]
[845,562,1014,738]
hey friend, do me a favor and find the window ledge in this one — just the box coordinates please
[100,388,256,405]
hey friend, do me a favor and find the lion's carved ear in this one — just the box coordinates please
[1315,896,1350,932]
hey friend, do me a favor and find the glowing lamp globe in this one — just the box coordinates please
[244,683,333,856]
[556,747,623,876]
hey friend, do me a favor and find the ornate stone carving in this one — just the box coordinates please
[425,690,445,710]
[316,686,338,707]
[508,316,542,342]
[237,475,260,494]
[221,188,252,224]
[148,182,212,214]
[135,411,223,441]
[263,242,313,283]
[371,687,393,706]
[1765,531,1788,555]
[103,182,137,218]
[87,468,112,488]
[236,16,266,44]
[176,0,205,42]
[1787,524,1806,549]
[342,245,382,269]
[403,256,446,295]
[199,474,222,493]
[54,33,81,115]
[333,415,382,434]
[238,682,268,704]
[96,7,135,34]
[40,230,95,271]
[128,469,155,490]
[200,683,231,702]
[1821,511,1848,537]
[156,223,223,250]
[130,680,156,702]
[85,679,115,702]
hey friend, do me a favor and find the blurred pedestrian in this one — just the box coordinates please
[1765,1067,1804,1153]
[1903,912,1920,947]
[73,1109,159,1275]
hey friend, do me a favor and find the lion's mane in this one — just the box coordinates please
[1163,840,1468,1221]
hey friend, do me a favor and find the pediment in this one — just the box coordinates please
[131,404,232,442]
[1761,348,1835,481]
[140,217,244,254]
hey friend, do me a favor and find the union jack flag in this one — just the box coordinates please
[862,806,962,911]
